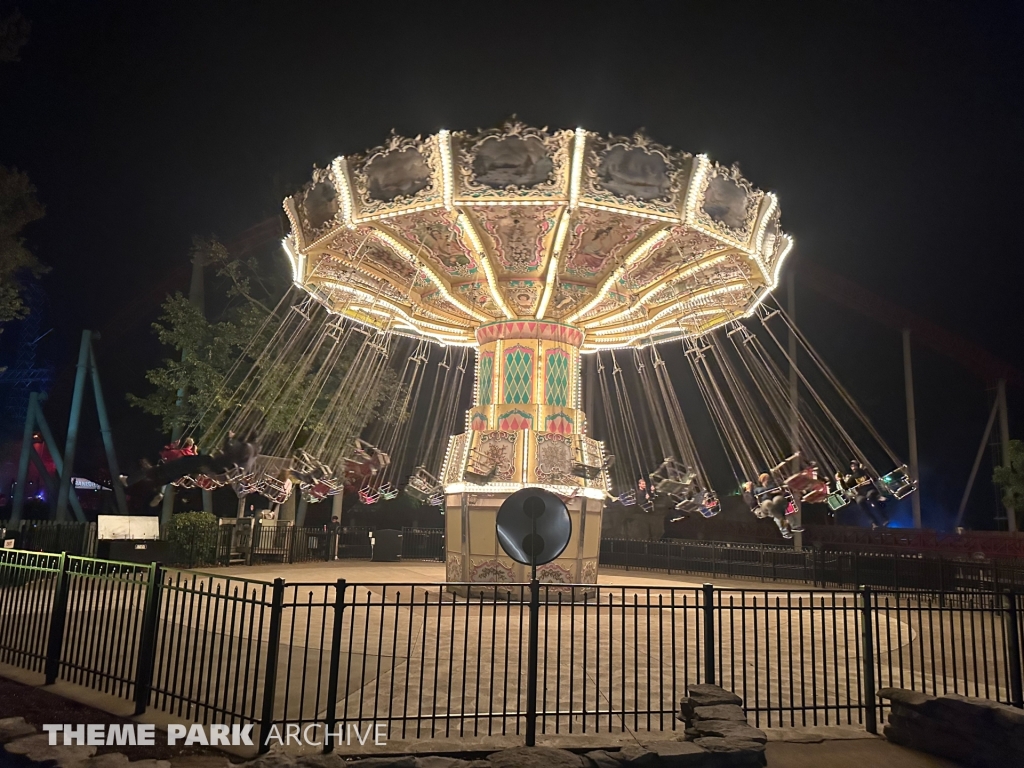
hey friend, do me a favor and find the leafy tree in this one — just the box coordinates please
[0,10,47,330]
[0,166,46,325]
[0,9,29,63]
[993,439,1024,529]
[130,236,396,459]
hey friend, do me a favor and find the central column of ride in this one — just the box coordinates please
[441,321,607,596]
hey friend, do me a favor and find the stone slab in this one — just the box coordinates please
[487,747,587,768]
[685,685,743,708]
[3,732,98,767]
[691,705,747,723]
[0,716,37,744]
[690,720,767,745]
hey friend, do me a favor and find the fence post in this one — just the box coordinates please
[258,578,286,753]
[44,553,71,684]
[860,585,877,733]
[703,582,715,685]
[323,579,348,752]
[525,578,541,746]
[1004,591,1023,709]
[134,562,163,715]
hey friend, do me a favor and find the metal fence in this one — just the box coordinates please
[601,538,1024,594]
[3,547,1023,753]
[0,520,97,557]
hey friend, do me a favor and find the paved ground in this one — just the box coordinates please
[162,560,1007,736]
[1,559,1002,764]
[765,737,960,767]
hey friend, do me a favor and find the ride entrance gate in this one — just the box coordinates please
[2,548,1022,753]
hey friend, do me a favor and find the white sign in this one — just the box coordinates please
[97,515,161,541]
[3,539,14,549]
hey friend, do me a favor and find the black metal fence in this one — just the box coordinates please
[0,520,97,557]
[2,545,1023,753]
[601,538,1024,595]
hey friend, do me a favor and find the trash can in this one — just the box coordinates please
[371,529,402,562]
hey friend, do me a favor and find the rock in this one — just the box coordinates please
[167,758,231,768]
[415,758,490,768]
[583,751,623,768]
[347,759,418,768]
[121,761,170,768]
[613,745,657,767]
[692,737,766,766]
[0,717,37,745]
[692,705,747,722]
[690,720,766,745]
[992,705,1024,731]
[487,747,586,768]
[244,752,295,768]
[878,688,935,709]
[83,755,131,768]
[684,727,701,740]
[295,756,347,768]
[685,685,742,708]
[3,732,98,767]
[639,741,707,766]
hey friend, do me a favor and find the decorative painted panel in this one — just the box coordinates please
[476,431,518,481]
[497,409,533,431]
[545,411,575,434]
[503,344,534,404]
[478,352,494,406]
[545,348,570,407]
[534,432,574,485]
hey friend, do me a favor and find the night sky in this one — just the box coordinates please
[1,1,1022,529]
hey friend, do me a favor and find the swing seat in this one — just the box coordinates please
[698,501,720,519]
[359,487,381,505]
[195,475,216,491]
[618,492,637,506]
[785,467,817,493]
[654,477,695,496]
[801,479,830,504]
[571,462,603,479]
[261,476,292,505]
[407,467,440,501]
[463,466,498,485]
[428,491,445,506]
[674,498,700,515]
[879,467,916,499]
[379,483,399,500]
[826,491,849,511]
[309,480,334,500]
[406,485,429,503]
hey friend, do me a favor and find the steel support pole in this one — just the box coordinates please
[11,392,38,524]
[860,585,878,733]
[955,398,999,529]
[998,379,1016,532]
[88,340,129,515]
[788,273,802,551]
[902,329,922,528]
[31,397,86,522]
[703,582,716,684]
[56,331,91,522]
[525,576,540,746]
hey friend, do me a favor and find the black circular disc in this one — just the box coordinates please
[496,487,572,566]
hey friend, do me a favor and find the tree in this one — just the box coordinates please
[993,439,1024,528]
[0,9,46,331]
[0,9,30,63]
[130,237,395,458]
[0,166,46,325]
